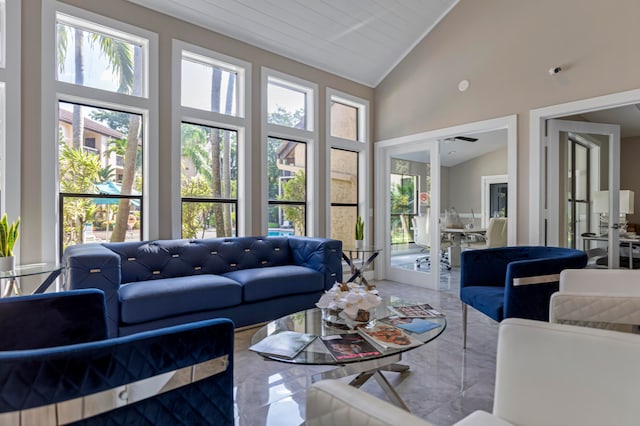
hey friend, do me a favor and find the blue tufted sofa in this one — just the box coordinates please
[64,236,342,337]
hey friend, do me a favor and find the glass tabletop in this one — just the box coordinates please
[250,296,446,365]
[342,246,383,254]
[0,262,64,280]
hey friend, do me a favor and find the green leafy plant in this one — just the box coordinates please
[355,215,364,240]
[0,214,20,257]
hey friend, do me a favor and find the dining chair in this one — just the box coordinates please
[412,214,451,270]
[465,217,507,249]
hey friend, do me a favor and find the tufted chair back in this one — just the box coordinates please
[104,237,293,284]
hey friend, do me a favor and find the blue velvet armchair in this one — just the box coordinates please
[460,246,588,348]
[0,289,234,425]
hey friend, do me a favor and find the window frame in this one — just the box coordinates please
[172,40,251,238]
[42,0,158,260]
[262,68,318,236]
[0,0,20,252]
[325,88,369,242]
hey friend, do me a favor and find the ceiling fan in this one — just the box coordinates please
[444,136,479,143]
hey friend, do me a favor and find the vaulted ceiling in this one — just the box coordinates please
[127,0,459,87]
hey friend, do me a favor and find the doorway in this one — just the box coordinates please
[374,115,518,289]
[529,89,640,268]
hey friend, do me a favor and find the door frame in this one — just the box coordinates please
[529,88,640,245]
[374,114,518,287]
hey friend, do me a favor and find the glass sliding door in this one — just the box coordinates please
[385,140,440,289]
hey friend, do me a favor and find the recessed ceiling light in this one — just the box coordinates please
[448,151,456,155]
[458,80,469,92]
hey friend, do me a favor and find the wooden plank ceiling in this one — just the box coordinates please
[127,0,459,87]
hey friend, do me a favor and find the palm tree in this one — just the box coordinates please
[58,21,137,243]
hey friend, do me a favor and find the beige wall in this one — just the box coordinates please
[20,0,373,261]
[446,147,507,215]
[375,0,640,243]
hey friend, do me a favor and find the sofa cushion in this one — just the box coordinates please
[224,265,324,303]
[119,275,242,324]
[460,286,504,322]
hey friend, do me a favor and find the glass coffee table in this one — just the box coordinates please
[250,296,446,411]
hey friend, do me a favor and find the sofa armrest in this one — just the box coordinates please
[288,237,342,289]
[305,380,433,426]
[0,318,235,424]
[64,244,122,337]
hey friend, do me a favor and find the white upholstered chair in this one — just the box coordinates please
[412,214,451,270]
[550,268,640,333]
[305,318,640,426]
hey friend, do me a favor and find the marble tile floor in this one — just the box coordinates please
[232,270,500,426]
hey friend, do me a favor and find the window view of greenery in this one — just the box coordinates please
[56,17,145,249]
[390,174,417,244]
[330,148,358,244]
[267,79,307,130]
[267,137,306,236]
[56,18,144,96]
[58,102,143,248]
[181,123,237,239]
[181,52,238,115]
[330,101,358,141]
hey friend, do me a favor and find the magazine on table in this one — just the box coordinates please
[388,303,444,318]
[357,323,423,350]
[320,333,382,361]
[249,331,316,360]
[381,316,443,334]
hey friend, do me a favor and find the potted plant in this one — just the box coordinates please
[355,215,364,249]
[0,214,20,271]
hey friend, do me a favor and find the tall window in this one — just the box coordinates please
[264,70,316,236]
[327,89,369,243]
[177,45,248,238]
[53,8,152,252]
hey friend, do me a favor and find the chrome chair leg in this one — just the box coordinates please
[462,302,468,349]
